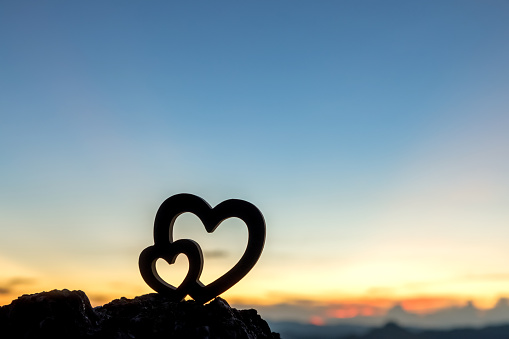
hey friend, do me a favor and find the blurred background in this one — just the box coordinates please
[1,0,509,329]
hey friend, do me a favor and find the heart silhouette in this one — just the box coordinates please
[139,238,203,301]
[139,193,266,303]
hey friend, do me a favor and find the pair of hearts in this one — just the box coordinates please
[139,193,266,304]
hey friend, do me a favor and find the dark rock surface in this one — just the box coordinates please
[0,289,280,339]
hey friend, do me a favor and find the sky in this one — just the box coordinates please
[1,0,509,325]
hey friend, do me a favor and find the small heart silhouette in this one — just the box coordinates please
[139,239,203,301]
[139,193,266,303]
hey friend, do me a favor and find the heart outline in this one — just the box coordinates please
[139,193,266,303]
[139,238,203,301]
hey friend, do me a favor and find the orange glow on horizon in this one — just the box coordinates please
[309,316,325,326]
[0,275,503,318]
[328,305,382,319]
[325,297,397,309]
[400,297,461,314]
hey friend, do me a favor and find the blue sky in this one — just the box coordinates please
[1,1,509,322]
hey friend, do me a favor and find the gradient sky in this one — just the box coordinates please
[1,1,509,323]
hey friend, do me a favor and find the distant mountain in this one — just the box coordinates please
[268,321,371,339]
[269,319,509,339]
[485,298,509,324]
[385,305,420,326]
[342,322,417,339]
[256,298,509,330]
[260,298,509,338]
[364,300,494,329]
[341,321,509,339]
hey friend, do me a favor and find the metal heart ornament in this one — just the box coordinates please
[139,193,266,304]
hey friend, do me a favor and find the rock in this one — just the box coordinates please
[0,289,98,339]
[0,290,280,339]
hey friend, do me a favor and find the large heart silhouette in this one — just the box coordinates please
[139,193,266,303]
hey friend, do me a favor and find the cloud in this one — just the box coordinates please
[365,286,396,295]
[462,273,509,281]
[0,277,35,294]
[5,277,35,286]
[204,250,228,258]
[399,273,509,290]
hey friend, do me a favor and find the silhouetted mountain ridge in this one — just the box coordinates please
[268,321,370,339]
[254,298,509,330]
[342,321,509,339]
[269,320,509,339]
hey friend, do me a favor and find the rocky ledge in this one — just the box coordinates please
[0,289,280,339]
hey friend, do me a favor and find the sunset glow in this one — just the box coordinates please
[400,297,463,314]
[309,316,325,326]
[1,1,509,327]
[328,306,380,319]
